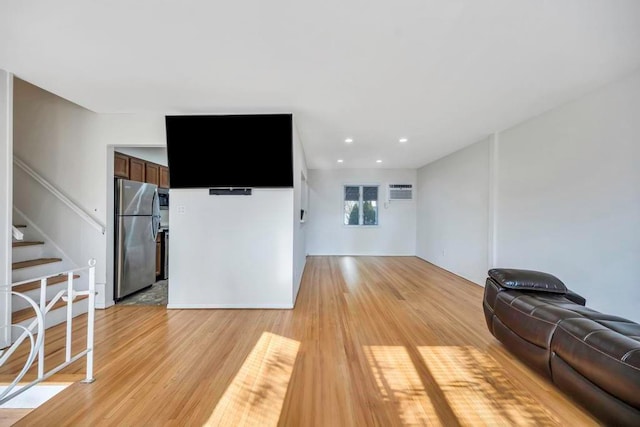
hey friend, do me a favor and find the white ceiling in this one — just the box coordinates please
[2,1,640,169]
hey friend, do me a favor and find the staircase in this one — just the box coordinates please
[10,221,89,340]
[1,157,98,415]
[1,222,96,419]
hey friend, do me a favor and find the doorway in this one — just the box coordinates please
[107,145,169,307]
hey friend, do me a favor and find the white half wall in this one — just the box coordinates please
[496,70,640,322]
[168,189,295,308]
[0,70,12,348]
[307,169,416,256]
[12,78,165,307]
[416,138,490,285]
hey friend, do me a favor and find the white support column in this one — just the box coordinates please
[0,70,13,349]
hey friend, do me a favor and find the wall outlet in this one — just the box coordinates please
[177,205,186,214]
[442,249,446,257]
[95,283,106,306]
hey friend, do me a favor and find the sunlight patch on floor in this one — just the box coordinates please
[418,346,557,426]
[339,257,361,291]
[0,383,71,409]
[204,332,300,427]
[365,346,442,426]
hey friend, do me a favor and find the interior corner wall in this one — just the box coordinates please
[292,118,308,303]
[496,70,640,322]
[12,78,165,307]
[0,70,13,348]
[415,69,640,322]
[306,168,417,256]
[416,138,490,285]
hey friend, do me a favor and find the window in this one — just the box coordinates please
[344,185,378,226]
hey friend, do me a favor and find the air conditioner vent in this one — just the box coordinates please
[388,184,413,201]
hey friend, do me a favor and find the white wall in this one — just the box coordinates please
[292,119,308,303]
[496,70,640,322]
[12,78,165,307]
[0,70,13,347]
[168,188,295,308]
[416,138,490,284]
[13,89,307,310]
[168,116,307,309]
[416,70,640,322]
[307,169,417,256]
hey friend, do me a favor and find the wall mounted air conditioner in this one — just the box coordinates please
[388,184,413,201]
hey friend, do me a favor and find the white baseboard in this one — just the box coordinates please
[166,303,294,309]
[414,255,485,287]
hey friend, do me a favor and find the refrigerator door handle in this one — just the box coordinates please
[151,191,159,241]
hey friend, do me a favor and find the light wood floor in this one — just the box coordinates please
[1,256,598,426]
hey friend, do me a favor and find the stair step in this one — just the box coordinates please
[12,240,44,248]
[12,295,89,324]
[12,258,62,271]
[13,274,81,293]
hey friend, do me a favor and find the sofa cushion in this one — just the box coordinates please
[494,292,583,349]
[483,278,503,311]
[493,315,554,377]
[551,317,640,409]
[528,293,624,321]
[489,268,568,293]
[593,319,640,342]
[550,353,640,426]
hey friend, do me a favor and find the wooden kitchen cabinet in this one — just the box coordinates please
[145,163,160,186]
[130,157,146,182]
[159,166,170,189]
[114,152,168,187]
[114,152,130,178]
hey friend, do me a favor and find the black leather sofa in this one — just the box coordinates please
[482,268,640,426]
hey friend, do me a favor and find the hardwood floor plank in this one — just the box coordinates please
[0,409,32,425]
[3,256,599,426]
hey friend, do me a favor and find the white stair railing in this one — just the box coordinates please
[0,259,97,405]
[14,156,105,235]
[11,225,23,241]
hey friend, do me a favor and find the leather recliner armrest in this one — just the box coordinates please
[488,268,568,293]
[565,290,586,306]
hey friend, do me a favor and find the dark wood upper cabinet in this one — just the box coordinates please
[145,163,160,186]
[159,166,170,189]
[114,152,130,179]
[129,157,146,182]
[114,152,167,187]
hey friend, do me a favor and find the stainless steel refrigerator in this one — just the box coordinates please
[115,178,161,301]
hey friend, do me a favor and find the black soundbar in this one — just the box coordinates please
[209,188,252,196]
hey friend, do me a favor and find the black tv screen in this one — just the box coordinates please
[165,114,293,189]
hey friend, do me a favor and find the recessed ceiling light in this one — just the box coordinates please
[337,159,344,163]
[376,159,382,163]
[345,138,353,143]
[399,138,408,143]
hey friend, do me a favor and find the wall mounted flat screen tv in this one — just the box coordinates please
[165,114,293,189]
